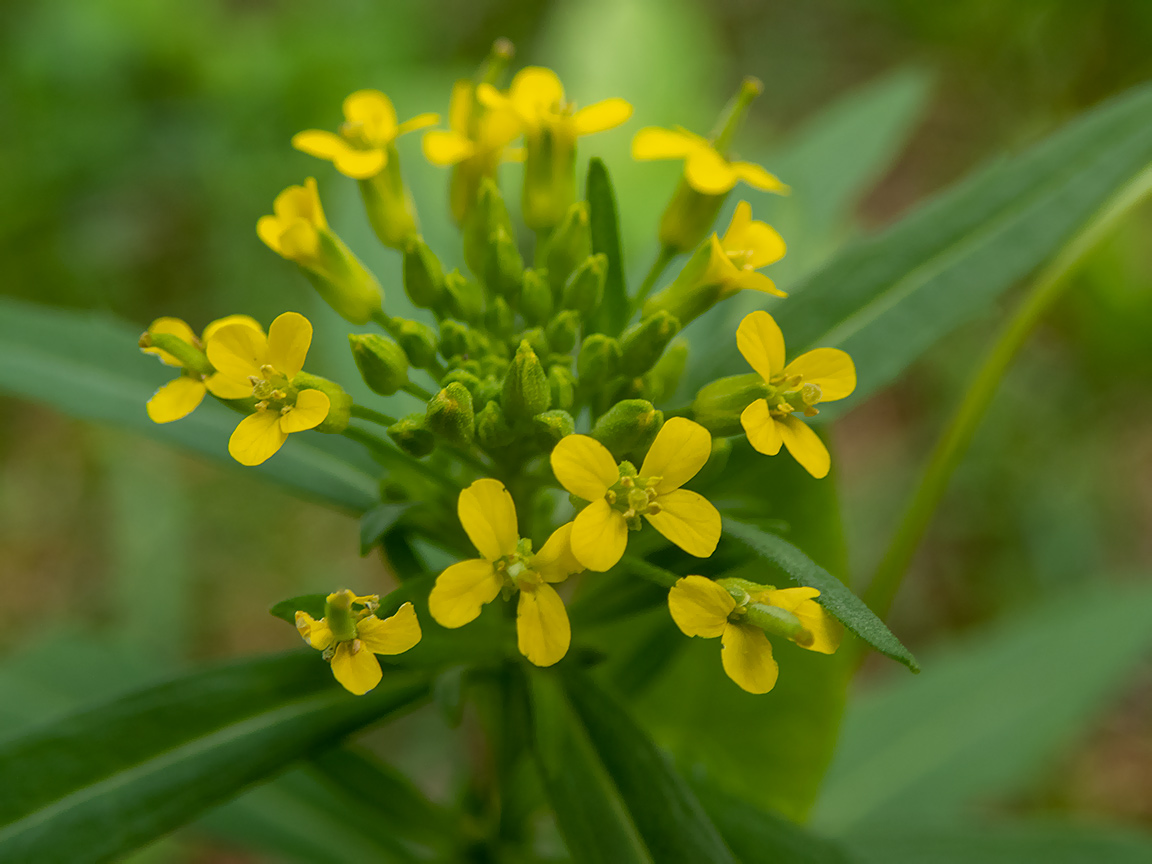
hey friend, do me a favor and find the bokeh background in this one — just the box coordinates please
[4,0,1152,860]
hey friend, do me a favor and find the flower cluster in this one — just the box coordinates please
[138,40,855,695]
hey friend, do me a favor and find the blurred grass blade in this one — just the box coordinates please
[0,652,428,863]
[814,579,1152,832]
[724,519,918,672]
[0,297,379,512]
[586,157,629,335]
[775,81,1152,409]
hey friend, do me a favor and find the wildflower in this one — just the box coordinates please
[478,67,632,231]
[428,479,583,666]
[296,591,422,695]
[206,311,332,466]
[140,315,262,423]
[292,90,438,180]
[551,417,722,572]
[645,201,786,325]
[736,311,855,478]
[256,178,383,324]
[631,125,786,196]
[667,575,840,694]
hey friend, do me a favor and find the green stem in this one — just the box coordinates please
[863,164,1152,622]
[403,381,434,401]
[350,403,397,427]
[340,426,458,491]
[620,555,680,588]
[631,246,676,311]
[370,308,400,337]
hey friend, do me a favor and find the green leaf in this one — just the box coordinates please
[0,652,429,863]
[269,594,327,624]
[723,518,919,672]
[360,502,412,555]
[0,297,379,512]
[775,81,1152,409]
[814,580,1152,833]
[586,157,629,336]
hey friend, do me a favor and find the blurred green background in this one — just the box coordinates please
[4,0,1152,859]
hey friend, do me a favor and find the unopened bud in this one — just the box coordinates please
[395,319,439,369]
[349,333,409,396]
[485,296,515,339]
[534,409,575,449]
[642,340,689,404]
[620,310,681,377]
[291,371,351,433]
[691,373,768,437]
[475,400,514,449]
[502,340,551,423]
[402,236,445,309]
[546,310,580,354]
[576,334,621,383]
[483,225,524,299]
[516,327,550,361]
[519,268,553,325]
[439,320,487,360]
[561,253,607,319]
[141,330,213,376]
[440,369,484,403]
[548,365,576,411]
[544,202,592,297]
[463,178,514,276]
[388,413,436,458]
[591,399,663,460]
[425,382,475,446]
[360,146,419,250]
[444,270,486,324]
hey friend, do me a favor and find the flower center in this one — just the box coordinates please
[765,375,822,418]
[248,367,300,414]
[604,465,664,528]
[494,538,542,592]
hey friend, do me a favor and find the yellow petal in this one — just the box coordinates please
[202,314,262,343]
[280,389,330,433]
[146,376,206,424]
[702,233,739,286]
[721,622,779,694]
[684,146,738,195]
[722,203,787,269]
[645,488,722,558]
[273,178,327,229]
[733,270,787,298]
[422,130,474,166]
[228,409,288,467]
[508,66,564,121]
[203,371,254,400]
[448,79,472,133]
[479,109,522,150]
[428,558,502,628]
[736,310,784,382]
[333,147,388,180]
[667,575,735,638]
[516,583,570,667]
[782,349,857,402]
[572,98,633,136]
[267,311,312,379]
[295,611,333,650]
[256,215,285,255]
[741,400,783,456]
[330,640,383,696]
[142,317,199,367]
[458,479,520,561]
[397,112,440,136]
[278,220,321,262]
[343,89,398,145]
[532,522,583,583]
[638,417,712,494]
[571,499,629,572]
[759,588,841,655]
[550,434,618,500]
[206,322,269,382]
[778,415,831,479]
[292,129,347,161]
[357,602,422,655]
[475,82,508,112]
[502,146,526,163]
[630,126,699,161]
[733,161,789,194]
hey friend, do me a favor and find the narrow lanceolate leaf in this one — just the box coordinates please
[0,652,429,864]
[775,81,1152,409]
[269,594,328,624]
[724,519,919,672]
[0,297,379,512]
[586,158,629,336]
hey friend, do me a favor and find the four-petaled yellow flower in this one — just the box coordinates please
[292,90,439,180]
[705,201,787,298]
[429,479,584,667]
[206,311,331,466]
[736,311,856,479]
[551,418,722,573]
[141,315,262,423]
[296,591,422,695]
[668,575,840,694]
[631,125,787,196]
[422,79,523,169]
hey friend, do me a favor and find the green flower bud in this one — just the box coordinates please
[440,369,483,403]
[642,339,689,404]
[474,376,503,406]
[360,145,419,250]
[546,310,580,354]
[395,319,439,369]
[591,399,663,460]
[691,372,768,437]
[548,365,576,411]
[485,296,515,339]
[642,240,720,326]
[425,382,475,446]
[348,333,409,396]
[534,409,575,450]
[620,310,681,377]
[140,331,212,376]
[519,268,554,325]
[576,333,622,383]
[444,269,485,325]
[480,354,510,379]
[439,320,487,361]
[483,225,524,299]
[291,371,352,433]
[544,201,591,297]
[402,236,445,309]
[516,327,550,361]
[388,413,436,458]
[561,253,607,319]
[463,178,513,276]
[475,400,514,449]
[502,340,551,424]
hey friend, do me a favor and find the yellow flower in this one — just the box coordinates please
[736,311,856,479]
[256,178,328,267]
[550,418,722,572]
[292,90,439,180]
[704,201,787,297]
[206,311,331,466]
[296,590,422,695]
[631,125,787,196]
[141,315,262,424]
[667,575,840,694]
[428,479,584,667]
